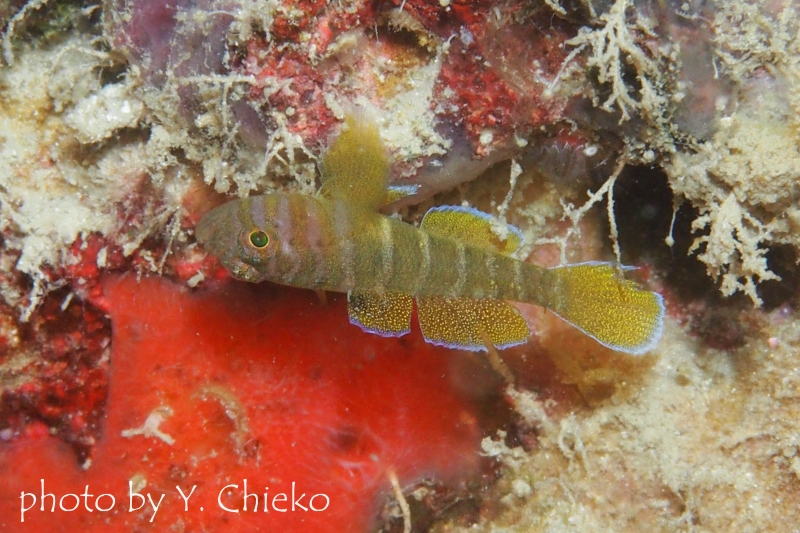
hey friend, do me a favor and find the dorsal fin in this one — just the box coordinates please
[420,206,524,255]
[317,114,390,210]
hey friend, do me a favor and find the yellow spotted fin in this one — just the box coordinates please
[420,205,524,255]
[318,114,390,209]
[415,206,530,351]
[544,262,665,355]
[416,295,531,351]
[347,290,413,338]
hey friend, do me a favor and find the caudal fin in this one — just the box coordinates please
[545,262,665,355]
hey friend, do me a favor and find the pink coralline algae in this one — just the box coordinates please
[103,0,573,176]
[433,3,571,153]
[0,286,110,467]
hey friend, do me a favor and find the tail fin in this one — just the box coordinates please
[544,262,665,355]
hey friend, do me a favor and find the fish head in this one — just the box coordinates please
[196,195,286,283]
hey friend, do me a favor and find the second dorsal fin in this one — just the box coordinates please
[420,206,524,255]
[318,114,390,210]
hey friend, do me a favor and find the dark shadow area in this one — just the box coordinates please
[602,165,799,349]
[602,165,719,299]
[605,164,799,312]
[759,244,800,311]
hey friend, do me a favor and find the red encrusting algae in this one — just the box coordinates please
[0,288,110,467]
[0,275,485,532]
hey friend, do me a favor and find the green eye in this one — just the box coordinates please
[249,230,269,248]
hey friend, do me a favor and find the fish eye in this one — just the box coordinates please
[249,230,270,248]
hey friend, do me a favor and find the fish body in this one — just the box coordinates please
[196,117,665,354]
[200,193,539,299]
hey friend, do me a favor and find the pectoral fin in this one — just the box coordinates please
[416,295,531,351]
[318,114,390,210]
[384,184,421,205]
[348,290,413,338]
[420,206,524,255]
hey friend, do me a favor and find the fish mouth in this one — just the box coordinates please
[228,262,265,283]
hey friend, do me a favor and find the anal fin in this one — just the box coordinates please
[416,295,531,351]
[348,290,413,338]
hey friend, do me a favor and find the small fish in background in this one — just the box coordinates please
[196,115,665,355]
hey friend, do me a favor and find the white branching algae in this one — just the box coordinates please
[566,0,670,124]
[665,7,800,305]
[547,0,800,303]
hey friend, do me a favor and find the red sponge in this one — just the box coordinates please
[0,276,483,532]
